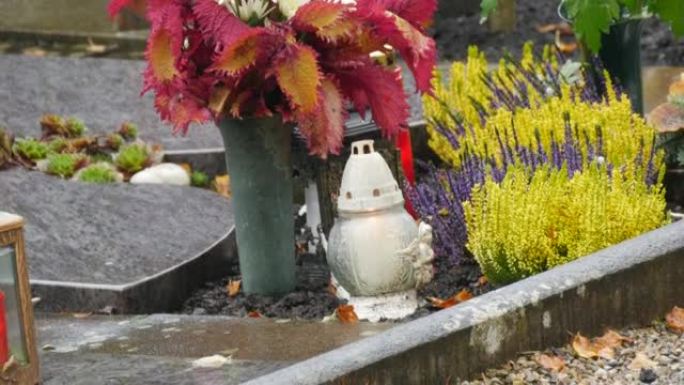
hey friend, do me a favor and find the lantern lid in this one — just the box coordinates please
[337,140,404,213]
[0,212,23,232]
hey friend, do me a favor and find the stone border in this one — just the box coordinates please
[31,227,237,314]
[245,220,684,385]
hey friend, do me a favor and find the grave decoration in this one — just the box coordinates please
[648,73,684,209]
[328,140,433,321]
[0,213,40,385]
[108,0,438,295]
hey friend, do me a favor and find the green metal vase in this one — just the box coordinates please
[598,19,644,115]
[218,117,296,296]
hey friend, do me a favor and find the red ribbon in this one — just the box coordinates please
[0,290,9,364]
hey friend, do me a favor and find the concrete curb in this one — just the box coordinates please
[244,220,684,385]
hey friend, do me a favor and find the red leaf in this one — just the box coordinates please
[336,63,409,138]
[107,0,133,18]
[192,0,250,47]
[297,77,346,158]
[274,44,322,115]
[355,6,436,93]
[358,0,437,28]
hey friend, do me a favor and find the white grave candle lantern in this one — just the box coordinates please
[327,140,433,297]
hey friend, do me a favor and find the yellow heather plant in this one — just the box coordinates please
[464,164,669,284]
[423,44,658,173]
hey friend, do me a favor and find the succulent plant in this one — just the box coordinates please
[47,137,68,153]
[45,153,87,178]
[13,138,50,162]
[114,143,149,174]
[65,118,88,137]
[118,122,139,141]
[40,114,67,138]
[106,133,125,150]
[190,170,210,188]
[77,163,118,184]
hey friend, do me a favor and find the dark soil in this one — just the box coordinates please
[434,0,684,66]
[180,247,494,321]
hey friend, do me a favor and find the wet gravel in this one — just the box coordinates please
[462,323,684,385]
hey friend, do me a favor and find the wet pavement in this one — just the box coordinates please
[36,313,391,385]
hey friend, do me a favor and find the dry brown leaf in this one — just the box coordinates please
[666,306,684,334]
[23,47,47,57]
[247,311,261,318]
[213,175,232,198]
[327,280,337,296]
[226,280,241,297]
[536,23,573,35]
[596,330,632,347]
[571,330,629,359]
[648,103,684,133]
[179,163,192,175]
[336,304,359,324]
[536,353,565,372]
[477,276,488,287]
[428,289,473,309]
[628,352,656,370]
[555,30,578,54]
[572,334,598,359]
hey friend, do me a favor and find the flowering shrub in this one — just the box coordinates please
[406,45,667,276]
[108,0,437,157]
[464,164,668,284]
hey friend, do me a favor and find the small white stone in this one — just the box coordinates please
[130,163,190,186]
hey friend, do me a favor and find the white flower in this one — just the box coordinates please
[217,0,272,24]
[277,0,309,19]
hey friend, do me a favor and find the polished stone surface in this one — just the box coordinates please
[37,313,390,385]
[0,168,236,312]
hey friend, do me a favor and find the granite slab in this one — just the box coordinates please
[0,54,425,154]
[0,168,237,313]
[37,313,390,385]
[0,54,223,152]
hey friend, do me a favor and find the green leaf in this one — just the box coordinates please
[565,0,621,52]
[651,0,684,36]
[620,0,641,15]
[480,0,498,22]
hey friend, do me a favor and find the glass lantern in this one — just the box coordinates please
[0,213,39,385]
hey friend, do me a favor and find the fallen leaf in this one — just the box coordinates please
[427,289,473,309]
[247,311,261,318]
[666,306,684,334]
[571,330,630,359]
[596,330,632,347]
[23,47,47,57]
[536,353,565,372]
[85,38,109,55]
[213,175,232,198]
[327,280,337,296]
[477,276,488,287]
[572,334,597,359]
[178,163,192,175]
[336,304,359,324]
[72,312,92,319]
[628,352,656,370]
[555,30,578,54]
[226,279,241,297]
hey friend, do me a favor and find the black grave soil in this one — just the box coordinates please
[434,0,684,66]
[180,251,493,321]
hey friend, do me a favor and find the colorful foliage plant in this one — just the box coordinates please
[108,0,437,157]
[406,45,668,278]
